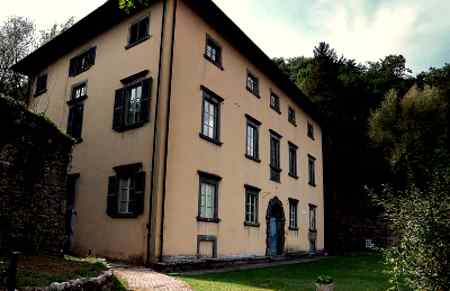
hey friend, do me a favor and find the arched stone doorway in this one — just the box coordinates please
[266,197,285,256]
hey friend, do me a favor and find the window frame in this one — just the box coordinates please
[197,171,222,223]
[34,73,48,97]
[269,129,282,183]
[244,184,261,227]
[245,114,261,162]
[288,106,297,126]
[270,92,281,114]
[126,16,150,49]
[288,142,299,179]
[309,204,317,232]
[307,122,315,140]
[66,81,88,143]
[308,154,316,187]
[289,198,299,230]
[199,86,224,146]
[246,71,260,97]
[204,34,223,70]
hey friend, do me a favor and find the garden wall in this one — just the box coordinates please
[0,96,73,255]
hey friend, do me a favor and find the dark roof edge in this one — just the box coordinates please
[183,0,320,124]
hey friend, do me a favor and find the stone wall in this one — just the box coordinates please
[0,97,73,255]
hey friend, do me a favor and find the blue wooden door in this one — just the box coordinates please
[269,217,279,256]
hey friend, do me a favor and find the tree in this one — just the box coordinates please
[0,16,35,100]
[38,17,75,45]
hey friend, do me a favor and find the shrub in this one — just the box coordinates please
[316,275,334,285]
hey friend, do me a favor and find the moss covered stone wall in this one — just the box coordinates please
[0,96,73,255]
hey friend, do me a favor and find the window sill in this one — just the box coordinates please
[309,229,317,233]
[246,88,260,98]
[308,136,315,141]
[245,154,261,163]
[244,222,260,228]
[270,107,282,115]
[34,89,47,98]
[204,54,224,70]
[197,216,221,223]
[289,121,297,127]
[73,137,83,145]
[289,226,299,231]
[289,173,299,179]
[108,213,140,219]
[199,133,223,146]
[67,95,88,105]
[308,182,317,187]
[125,35,151,50]
[114,121,147,133]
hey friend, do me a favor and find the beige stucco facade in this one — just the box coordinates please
[20,0,324,263]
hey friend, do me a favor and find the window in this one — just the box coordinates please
[308,155,316,186]
[127,17,150,48]
[246,72,259,97]
[270,92,280,113]
[309,204,317,231]
[107,163,146,218]
[69,47,96,77]
[307,122,315,140]
[204,35,222,68]
[67,82,87,142]
[244,185,260,226]
[113,76,152,132]
[269,130,282,182]
[289,199,299,230]
[197,171,222,223]
[288,107,296,125]
[35,73,47,96]
[288,142,298,178]
[71,83,87,100]
[245,114,261,162]
[67,103,84,141]
[200,86,223,145]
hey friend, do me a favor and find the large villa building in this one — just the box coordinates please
[12,0,324,264]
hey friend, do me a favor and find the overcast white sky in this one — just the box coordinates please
[2,0,449,74]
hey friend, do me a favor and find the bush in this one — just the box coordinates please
[316,275,334,285]
[372,171,450,290]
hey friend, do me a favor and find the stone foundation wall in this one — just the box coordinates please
[0,97,73,255]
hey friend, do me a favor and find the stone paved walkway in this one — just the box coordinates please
[113,267,192,291]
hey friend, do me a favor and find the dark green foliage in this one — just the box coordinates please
[372,172,450,290]
[316,275,334,284]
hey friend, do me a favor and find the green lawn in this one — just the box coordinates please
[179,254,388,291]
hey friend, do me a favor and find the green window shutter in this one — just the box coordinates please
[132,171,146,215]
[113,88,125,131]
[140,78,152,123]
[107,176,118,216]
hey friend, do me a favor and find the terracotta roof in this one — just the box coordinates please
[11,0,320,123]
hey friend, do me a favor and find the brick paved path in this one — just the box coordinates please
[114,267,193,291]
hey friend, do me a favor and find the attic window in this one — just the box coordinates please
[127,17,150,48]
[69,47,96,77]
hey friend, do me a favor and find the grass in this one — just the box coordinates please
[1,255,107,288]
[179,254,389,291]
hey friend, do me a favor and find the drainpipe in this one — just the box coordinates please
[146,0,168,267]
[158,0,178,263]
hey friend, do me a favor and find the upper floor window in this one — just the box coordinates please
[269,130,282,183]
[245,114,261,162]
[246,71,259,97]
[107,163,146,218]
[34,73,47,97]
[197,171,222,223]
[127,17,150,48]
[244,185,260,227]
[309,204,317,231]
[270,92,281,113]
[289,199,299,230]
[307,122,315,140]
[113,74,152,132]
[288,107,296,125]
[200,86,223,145]
[204,35,222,69]
[288,142,298,178]
[308,155,316,187]
[67,82,88,142]
[69,47,96,77]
